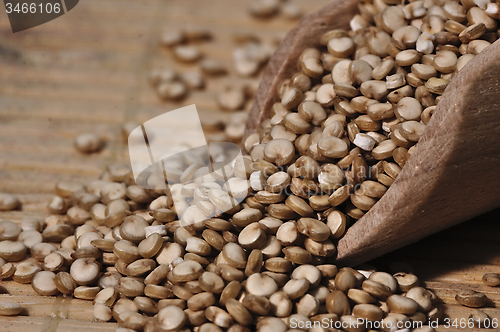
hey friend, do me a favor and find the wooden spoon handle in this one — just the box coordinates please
[336,40,500,265]
[243,0,359,141]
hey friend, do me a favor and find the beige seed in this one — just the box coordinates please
[246,273,278,297]
[268,291,292,317]
[348,289,376,304]
[383,161,402,179]
[317,136,348,159]
[395,97,422,121]
[315,83,336,107]
[468,39,491,55]
[171,260,203,283]
[70,258,100,286]
[352,303,384,321]
[326,290,350,316]
[157,81,187,100]
[0,221,21,241]
[406,287,433,312]
[126,259,156,277]
[112,298,138,321]
[304,237,336,257]
[208,189,240,214]
[94,287,118,307]
[74,133,103,153]
[276,221,299,246]
[335,268,358,292]
[238,222,267,249]
[399,121,425,142]
[416,32,435,54]
[425,77,449,94]
[118,277,145,298]
[245,249,263,277]
[301,57,324,78]
[221,243,247,269]
[353,133,377,151]
[144,284,171,299]
[0,302,23,316]
[360,80,389,100]
[469,310,491,328]
[284,112,312,134]
[296,293,320,317]
[158,305,187,331]
[0,241,27,262]
[326,210,347,239]
[114,240,140,264]
[395,49,421,66]
[264,139,295,166]
[285,196,314,217]
[47,196,71,214]
[266,172,291,193]
[455,290,488,308]
[31,271,58,296]
[296,218,331,242]
[367,102,394,121]
[482,273,500,287]
[349,59,373,85]
[372,59,395,81]
[362,280,393,299]
[432,50,457,73]
[281,87,303,110]
[0,263,16,280]
[359,181,387,198]
[387,294,419,314]
[298,101,326,126]
[13,261,41,284]
[292,264,321,288]
[43,252,64,272]
[54,271,76,294]
[283,278,310,300]
[226,298,253,325]
[411,63,437,80]
[187,292,216,312]
[327,37,355,58]
[328,185,352,207]
[205,306,233,328]
[265,257,292,273]
[173,45,202,63]
[217,86,247,111]
[93,303,112,322]
[199,272,225,294]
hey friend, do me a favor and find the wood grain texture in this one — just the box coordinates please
[0,0,499,330]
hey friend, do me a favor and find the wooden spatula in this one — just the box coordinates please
[244,0,500,266]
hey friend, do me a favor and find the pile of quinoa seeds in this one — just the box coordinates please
[1,0,500,331]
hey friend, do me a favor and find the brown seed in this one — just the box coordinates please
[74,133,103,153]
[393,272,420,292]
[296,218,331,242]
[158,305,187,331]
[387,294,419,314]
[226,298,253,326]
[0,302,23,316]
[0,241,27,262]
[326,290,350,316]
[482,273,500,287]
[455,290,488,308]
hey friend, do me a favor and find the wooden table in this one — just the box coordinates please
[0,0,498,331]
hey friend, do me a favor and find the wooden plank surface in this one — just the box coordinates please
[0,0,499,331]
